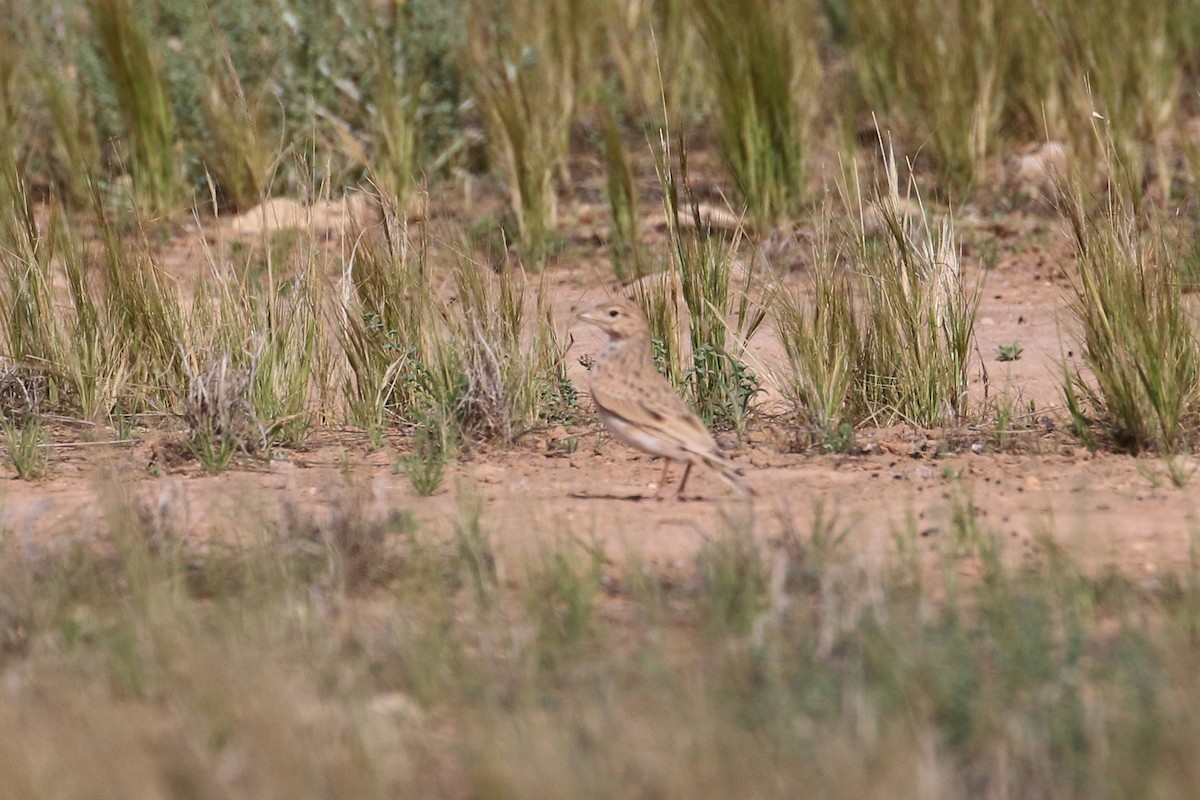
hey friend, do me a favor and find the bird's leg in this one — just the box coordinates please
[653,459,672,499]
[676,463,694,497]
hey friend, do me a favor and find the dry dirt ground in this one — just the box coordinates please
[5,188,1198,584]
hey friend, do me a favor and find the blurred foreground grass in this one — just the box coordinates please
[0,484,1197,799]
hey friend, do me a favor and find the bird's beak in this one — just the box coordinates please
[576,308,600,326]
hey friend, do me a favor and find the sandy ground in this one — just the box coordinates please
[5,424,1196,579]
[3,184,1196,583]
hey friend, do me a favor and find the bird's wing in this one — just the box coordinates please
[593,380,753,495]
[590,375,719,457]
[589,357,754,497]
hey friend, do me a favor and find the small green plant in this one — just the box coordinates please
[339,213,455,434]
[945,488,986,554]
[324,485,413,591]
[1162,452,1198,488]
[454,487,498,607]
[448,250,575,442]
[778,147,978,431]
[696,527,766,636]
[995,400,1013,449]
[685,343,761,432]
[342,218,573,447]
[629,287,684,391]
[552,435,579,456]
[1062,359,1097,451]
[398,418,451,497]
[986,390,1036,451]
[250,283,320,449]
[978,236,1000,270]
[92,209,188,412]
[822,422,858,454]
[996,341,1024,362]
[3,414,47,480]
[524,541,603,669]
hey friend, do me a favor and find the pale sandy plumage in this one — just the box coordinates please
[578,299,753,498]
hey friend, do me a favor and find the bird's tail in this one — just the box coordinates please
[703,452,755,497]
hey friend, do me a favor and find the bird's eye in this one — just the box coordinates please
[607,309,619,318]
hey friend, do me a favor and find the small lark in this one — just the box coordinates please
[578,299,753,498]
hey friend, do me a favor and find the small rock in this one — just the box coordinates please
[675,203,747,236]
[474,465,504,484]
[861,197,923,236]
[749,449,772,468]
[1010,141,1068,199]
[369,692,425,724]
[744,429,772,448]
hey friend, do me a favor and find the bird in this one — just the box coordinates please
[577,298,753,498]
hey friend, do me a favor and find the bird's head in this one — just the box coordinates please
[578,299,651,341]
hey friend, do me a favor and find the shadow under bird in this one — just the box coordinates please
[578,299,753,499]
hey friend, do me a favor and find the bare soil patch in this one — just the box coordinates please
[4,201,1194,583]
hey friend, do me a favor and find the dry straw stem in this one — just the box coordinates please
[849,141,979,426]
[448,248,574,443]
[692,0,818,223]
[339,210,572,444]
[1060,176,1200,452]
[597,0,695,122]
[196,34,274,212]
[600,104,645,283]
[338,210,456,433]
[775,212,862,438]
[467,0,583,253]
[835,0,1200,191]
[775,139,978,433]
[88,0,181,215]
[181,354,262,475]
[649,128,770,431]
